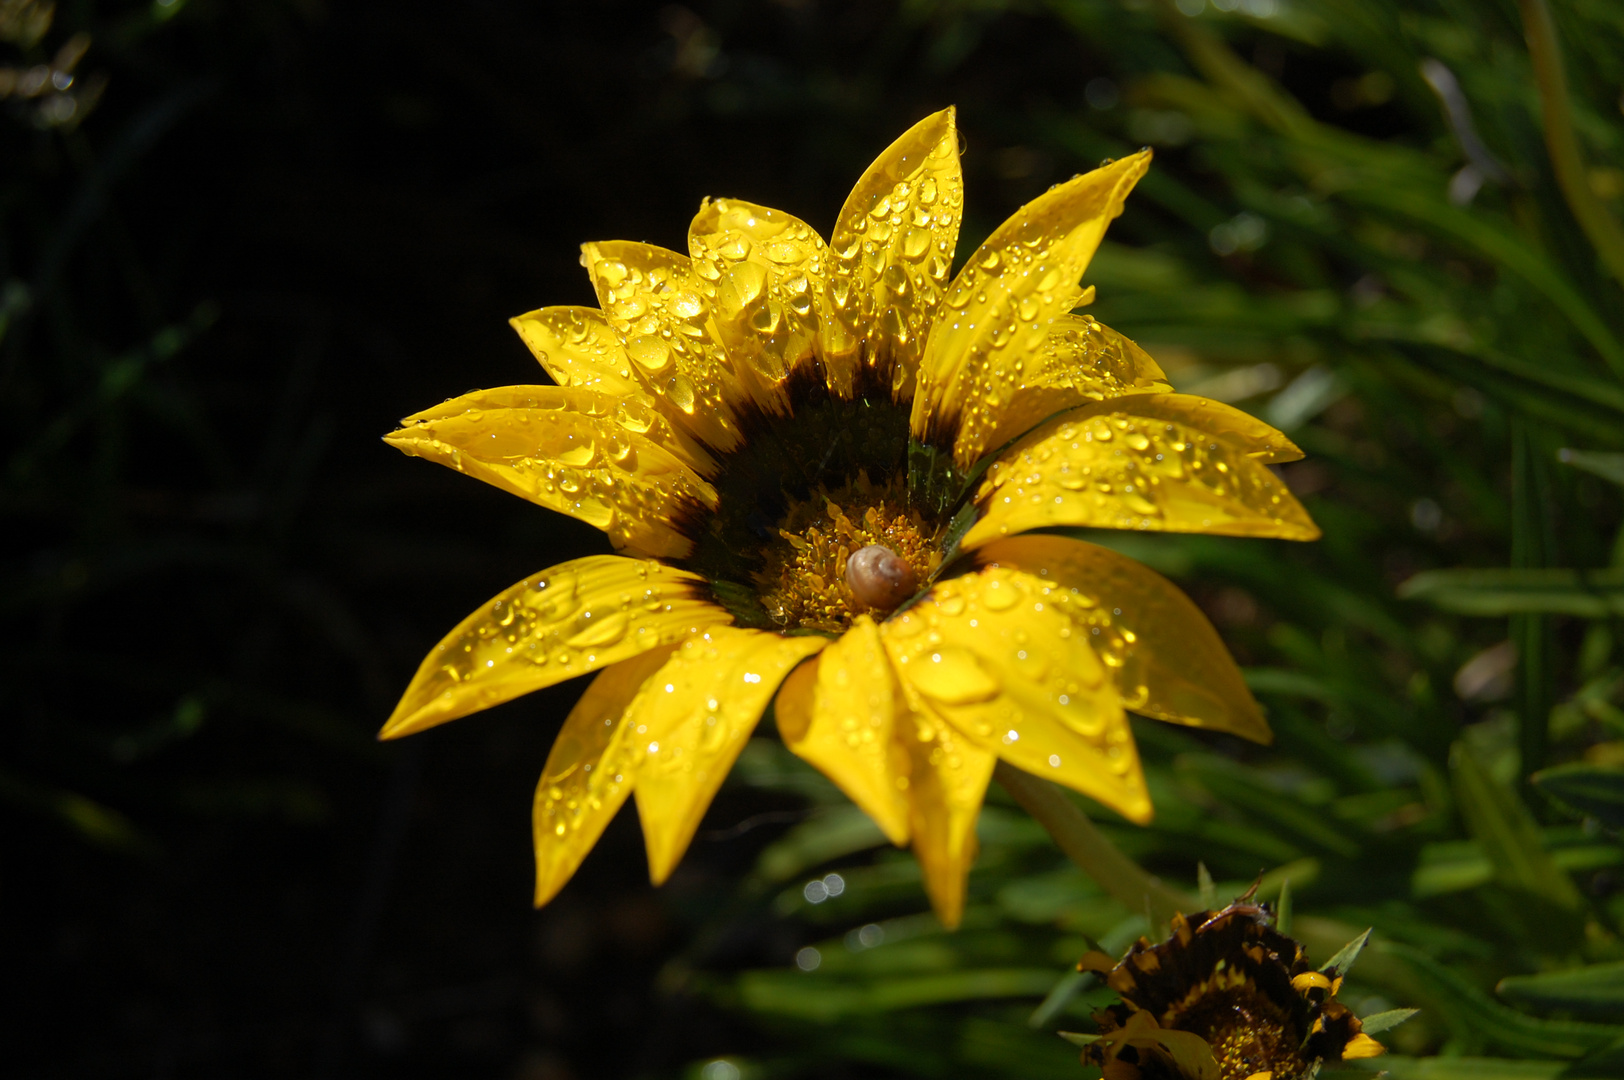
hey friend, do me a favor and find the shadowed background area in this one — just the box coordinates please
[7,1,1624,1078]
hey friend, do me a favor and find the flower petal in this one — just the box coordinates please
[581,240,749,452]
[775,616,910,845]
[386,386,719,558]
[1341,1035,1386,1060]
[1082,393,1304,464]
[630,627,828,884]
[913,151,1152,446]
[380,556,728,740]
[889,698,996,929]
[689,198,831,413]
[532,646,678,907]
[950,313,1172,470]
[825,107,963,401]
[883,570,1152,826]
[972,534,1271,744]
[400,380,716,477]
[962,406,1319,550]
[509,305,644,399]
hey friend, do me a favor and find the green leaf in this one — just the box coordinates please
[1341,1057,1568,1080]
[1027,914,1145,1029]
[1497,962,1624,1020]
[1177,756,1361,858]
[1276,877,1294,936]
[960,1018,1090,1080]
[1320,927,1371,979]
[1564,1036,1624,1079]
[1413,836,1623,898]
[1381,942,1624,1058]
[1196,861,1217,909]
[1450,743,1586,912]
[1558,449,1624,487]
[1360,1008,1421,1035]
[1398,568,1624,617]
[734,968,1061,1021]
[1531,764,1624,828]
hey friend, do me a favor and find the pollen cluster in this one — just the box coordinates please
[754,472,942,633]
[1176,986,1304,1080]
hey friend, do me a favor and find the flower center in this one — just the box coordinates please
[753,472,942,633]
[1170,988,1305,1080]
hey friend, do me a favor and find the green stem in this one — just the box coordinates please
[1520,0,1624,286]
[993,760,1193,926]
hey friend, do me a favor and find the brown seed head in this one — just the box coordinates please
[845,544,917,610]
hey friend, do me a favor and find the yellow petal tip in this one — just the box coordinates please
[376,707,427,741]
[1342,1035,1386,1060]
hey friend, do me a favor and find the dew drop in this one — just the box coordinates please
[558,441,597,467]
[902,227,931,260]
[627,336,673,375]
[980,578,1017,612]
[566,609,629,648]
[718,261,767,312]
[907,647,1001,706]
[667,374,698,413]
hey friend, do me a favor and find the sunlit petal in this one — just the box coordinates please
[973,534,1271,744]
[775,616,910,845]
[1084,392,1304,464]
[386,386,719,558]
[825,107,963,401]
[889,694,995,929]
[380,556,728,739]
[509,305,644,398]
[690,198,831,413]
[631,627,828,884]
[951,313,1171,470]
[883,571,1152,826]
[532,646,678,907]
[913,151,1152,445]
[582,240,749,452]
[400,385,715,472]
[963,406,1319,550]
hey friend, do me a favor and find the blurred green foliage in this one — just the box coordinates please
[7,0,1624,1077]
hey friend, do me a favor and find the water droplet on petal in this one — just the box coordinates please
[980,578,1018,612]
[667,374,698,413]
[907,647,1000,705]
[566,609,629,648]
[627,336,673,375]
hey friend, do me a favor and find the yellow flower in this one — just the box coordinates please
[379,108,1319,926]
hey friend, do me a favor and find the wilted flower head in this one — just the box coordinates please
[380,108,1319,925]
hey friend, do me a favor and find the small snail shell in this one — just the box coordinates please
[845,544,917,610]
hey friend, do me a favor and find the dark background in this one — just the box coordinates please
[3,2,1177,1075]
